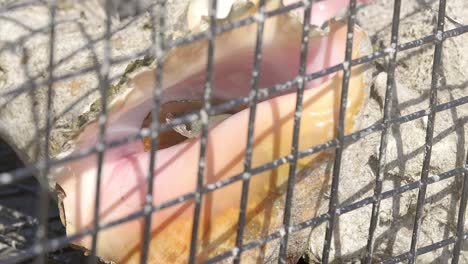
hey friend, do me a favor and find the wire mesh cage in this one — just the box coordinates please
[0,0,466,263]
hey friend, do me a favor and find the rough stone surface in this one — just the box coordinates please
[0,0,466,263]
[306,0,467,263]
[0,0,189,163]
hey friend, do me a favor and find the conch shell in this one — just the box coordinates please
[51,0,373,263]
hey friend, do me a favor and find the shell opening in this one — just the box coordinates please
[140,100,243,151]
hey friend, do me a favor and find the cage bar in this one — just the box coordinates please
[86,0,114,263]
[407,1,447,263]
[451,152,468,264]
[277,1,313,263]
[365,0,401,262]
[188,0,218,262]
[139,1,166,263]
[33,1,57,263]
[233,0,267,262]
[321,0,358,262]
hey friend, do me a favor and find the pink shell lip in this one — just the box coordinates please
[283,0,373,27]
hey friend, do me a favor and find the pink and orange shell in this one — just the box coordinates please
[50,0,373,263]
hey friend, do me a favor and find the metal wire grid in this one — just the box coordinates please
[0,0,466,263]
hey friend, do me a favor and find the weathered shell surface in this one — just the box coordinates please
[0,0,188,164]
